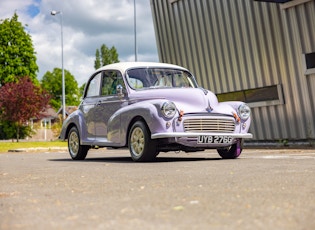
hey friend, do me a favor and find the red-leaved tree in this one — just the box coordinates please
[0,76,51,141]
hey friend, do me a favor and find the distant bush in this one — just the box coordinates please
[0,121,34,141]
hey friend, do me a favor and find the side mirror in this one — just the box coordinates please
[116,84,124,97]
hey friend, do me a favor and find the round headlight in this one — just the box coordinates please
[161,101,176,118]
[238,104,251,120]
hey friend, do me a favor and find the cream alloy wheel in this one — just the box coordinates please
[128,121,158,162]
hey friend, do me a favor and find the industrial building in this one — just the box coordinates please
[150,0,315,145]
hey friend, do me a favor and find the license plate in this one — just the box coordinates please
[197,136,233,144]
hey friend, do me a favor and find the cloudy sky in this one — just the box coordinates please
[0,0,159,86]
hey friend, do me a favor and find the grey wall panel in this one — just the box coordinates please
[280,1,315,140]
[151,0,315,142]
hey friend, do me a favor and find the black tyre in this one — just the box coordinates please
[128,121,158,162]
[68,126,89,160]
[217,139,243,159]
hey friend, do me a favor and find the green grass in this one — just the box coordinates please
[0,141,67,153]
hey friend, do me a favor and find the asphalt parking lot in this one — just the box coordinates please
[1,148,315,230]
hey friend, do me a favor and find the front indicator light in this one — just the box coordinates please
[178,110,184,121]
[233,112,240,123]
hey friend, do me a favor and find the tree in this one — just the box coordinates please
[79,83,86,97]
[41,68,80,110]
[94,44,119,69]
[94,49,101,69]
[0,13,39,86]
[0,77,50,141]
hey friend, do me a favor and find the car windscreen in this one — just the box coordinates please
[125,68,198,90]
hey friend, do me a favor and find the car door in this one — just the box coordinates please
[93,70,126,144]
[80,72,102,142]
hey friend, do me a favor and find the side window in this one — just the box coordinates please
[101,70,124,96]
[86,72,101,97]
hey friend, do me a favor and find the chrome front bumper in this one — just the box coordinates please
[151,132,253,148]
[151,132,253,139]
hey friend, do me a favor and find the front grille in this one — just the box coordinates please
[183,117,235,133]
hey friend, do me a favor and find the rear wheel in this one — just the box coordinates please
[217,139,243,159]
[128,121,158,162]
[68,126,89,160]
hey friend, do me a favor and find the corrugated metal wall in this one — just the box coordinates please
[150,0,315,142]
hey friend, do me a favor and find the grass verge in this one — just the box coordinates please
[0,141,67,153]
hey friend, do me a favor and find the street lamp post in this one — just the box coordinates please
[134,0,137,62]
[51,10,66,122]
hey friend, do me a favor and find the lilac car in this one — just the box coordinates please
[59,62,252,162]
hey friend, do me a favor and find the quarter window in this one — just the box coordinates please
[86,72,101,97]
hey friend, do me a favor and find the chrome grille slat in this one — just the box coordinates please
[183,118,235,133]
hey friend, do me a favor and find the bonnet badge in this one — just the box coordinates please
[206,100,213,113]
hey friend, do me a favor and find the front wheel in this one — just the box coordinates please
[217,139,243,159]
[128,121,158,162]
[68,126,89,160]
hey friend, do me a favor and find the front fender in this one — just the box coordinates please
[219,101,244,111]
[219,101,252,133]
[107,100,171,145]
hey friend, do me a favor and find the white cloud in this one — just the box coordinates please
[0,0,158,86]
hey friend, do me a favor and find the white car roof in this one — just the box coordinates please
[95,62,188,73]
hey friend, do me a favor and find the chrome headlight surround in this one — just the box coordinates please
[238,104,251,120]
[161,101,177,118]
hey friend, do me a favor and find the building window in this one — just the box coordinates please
[303,52,315,75]
[254,0,313,9]
[217,84,284,108]
[254,0,292,3]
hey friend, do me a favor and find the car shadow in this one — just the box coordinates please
[50,156,223,163]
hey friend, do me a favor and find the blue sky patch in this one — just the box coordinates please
[27,3,40,18]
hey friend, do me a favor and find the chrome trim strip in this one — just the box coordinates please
[151,132,253,139]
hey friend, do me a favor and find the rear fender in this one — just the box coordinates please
[59,110,89,143]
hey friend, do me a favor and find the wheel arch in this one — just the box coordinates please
[64,123,77,140]
[126,116,151,146]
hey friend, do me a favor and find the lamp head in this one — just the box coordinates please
[51,10,60,15]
